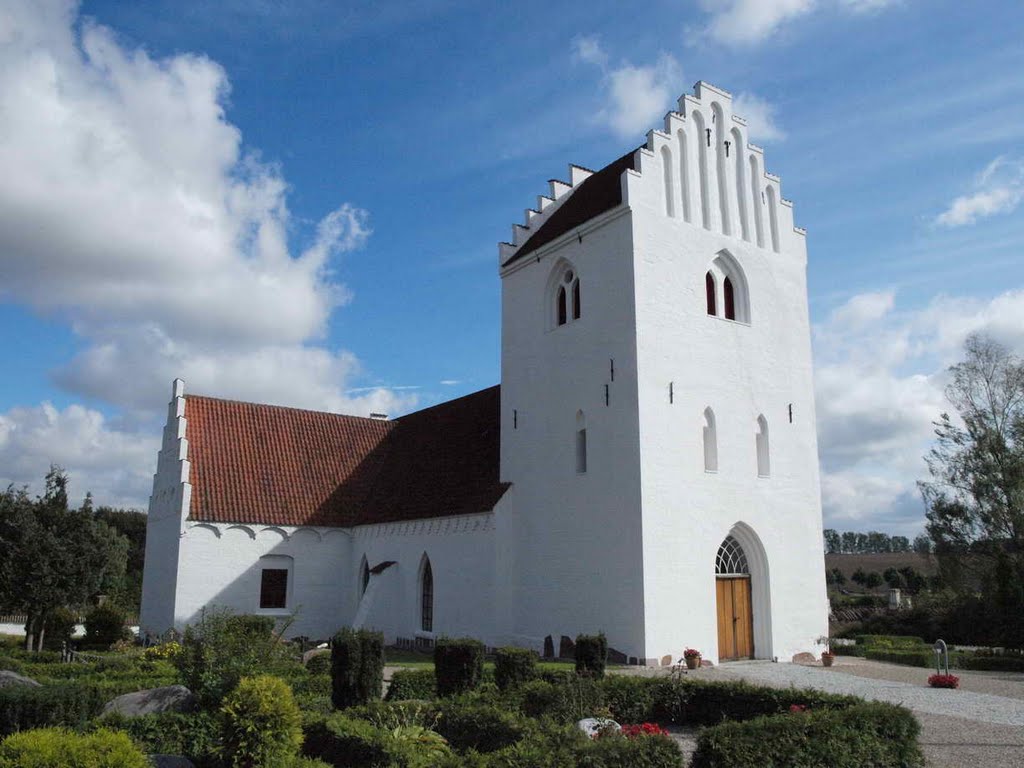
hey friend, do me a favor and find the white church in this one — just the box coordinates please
[140,82,828,665]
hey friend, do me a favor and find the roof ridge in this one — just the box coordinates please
[187,393,395,426]
[397,384,499,422]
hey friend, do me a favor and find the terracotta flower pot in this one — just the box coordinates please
[685,656,700,670]
[821,653,835,667]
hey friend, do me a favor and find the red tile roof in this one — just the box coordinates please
[503,148,638,266]
[185,386,508,528]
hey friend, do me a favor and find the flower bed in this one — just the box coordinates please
[927,674,959,689]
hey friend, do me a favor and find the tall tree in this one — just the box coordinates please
[920,334,1024,645]
[0,468,129,650]
[823,529,841,554]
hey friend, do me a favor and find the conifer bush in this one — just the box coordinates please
[220,675,303,768]
[434,637,485,697]
[83,604,129,649]
[0,727,150,768]
[330,628,384,709]
[384,668,436,701]
[574,633,608,678]
[494,646,538,691]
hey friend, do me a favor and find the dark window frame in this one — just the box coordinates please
[421,559,433,632]
[260,568,288,609]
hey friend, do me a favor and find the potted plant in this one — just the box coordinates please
[683,648,702,670]
[818,636,835,667]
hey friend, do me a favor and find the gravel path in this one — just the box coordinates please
[704,659,1024,726]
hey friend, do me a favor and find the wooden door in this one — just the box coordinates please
[716,577,753,660]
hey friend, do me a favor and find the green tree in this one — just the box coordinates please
[823,529,841,554]
[864,571,884,590]
[0,467,130,651]
[891,535,911,552]
[913,534,932,554]
[851,567,867,586]
[883,567,905,590]
[920,334,1024,645]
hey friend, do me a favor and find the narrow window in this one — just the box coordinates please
[661,145,675,217]
[260,569,288,609]
[421,557,433,632]
[703,407,718,472]
[572,278,581,320]
[756,415,770,477]
[724,276,736,320]
[706,272,717,316]
[361,558,370,597]
[576,410,587,474]
[557,286,567,326]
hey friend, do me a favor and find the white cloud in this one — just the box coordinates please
[732,92,785,142]
[0,0,417,504]
[573,37,682,139]
[696,0,900,46]
[813,288,1024,535]
[935,156,1024,227]
[699,0,816,46]
[0,403,156,509]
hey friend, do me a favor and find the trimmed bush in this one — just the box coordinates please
[517,677,606,724]
[958,652,1024,672]
[494,647,538,691]
[385,669,436,701]
[331,629,384,709]
[42,607,78,651]
[575,634,607,678]
[435,701,526,753]
[864,647,935,668]
[434,638,485,698]
[0,727,149,768]
[83,604,128,649]
[303,713,451,768]
[580,731,684,768]
[97,711,219,764]
[0,683,105,736]
[691,701,923,768]
[854,634,925,648]
[221,675,303,768]
[305,652,331,676]
[346,700,440,731]
[601,675,657,724]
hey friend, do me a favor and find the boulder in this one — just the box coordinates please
[0,670,41,688]
[149,757,195,768]
[792,652,816,664]
[101,684,197,718]
[577,717,620,739]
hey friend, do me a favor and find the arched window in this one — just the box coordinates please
[576,410,587,474]
[716,535,750,575]
[420,556,433,632]
[550,264,581,329]
[360,557,370,597]
[756,415,770,477]
[703,407,718,472]
[704,252,750,323]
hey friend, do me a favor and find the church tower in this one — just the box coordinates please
[496,82,828,664]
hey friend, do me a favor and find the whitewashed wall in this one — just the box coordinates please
[626,82,828,663]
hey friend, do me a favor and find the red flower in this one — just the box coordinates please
[682,648,702,660]
[789,704,808,713]
[621,723,670,738]
[928,674,960,689]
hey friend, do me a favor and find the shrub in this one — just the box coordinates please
[575,634,607,678]
[83,604,129,649]
[0,727,149,768]
[601,676,657,723]
[494,647,538,691]
[97,711,219,764]
[143,640,182,661]
[175,608,296,705]
[957,652,1024,672]
[434,638,485,698]
[691,702,922,768]
[42,607,78,651]
[331,629,384,709]
[854,634,925,648]
[435,700,526,753]
[221,675,303,768]
[346,700,440,730]
[386,669,436,701]
[302,713,393,768]
[305,652,331,676]
[864,647,935,668]
[578,731,683,767]
[517,677,607,724]
[0,683,104,736]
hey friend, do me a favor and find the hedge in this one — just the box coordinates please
[331,628,384,709]
[864,648,935,668]
[0,727,150,768]
[494,647,537,691]
[854,634,925,648]
[303,713,451,767]
[434,700,526,753]
[434,638,485,698]
[0,683,105,736]
[575,634,607,678]
[691,702,923,768]
[386,669,436,701]
[96,711,220,764]
[957,653,1024,672]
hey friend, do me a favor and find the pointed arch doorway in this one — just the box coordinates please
[716,535,754,660]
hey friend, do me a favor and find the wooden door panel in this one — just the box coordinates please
[716,577,753,660]
[733,579,754,659]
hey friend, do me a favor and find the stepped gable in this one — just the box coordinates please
[185,386,507,528]
[501,149,638,267]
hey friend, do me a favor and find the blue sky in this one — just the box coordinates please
[1,0,1023,535]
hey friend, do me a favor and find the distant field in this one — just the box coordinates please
[825,552,936,580]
